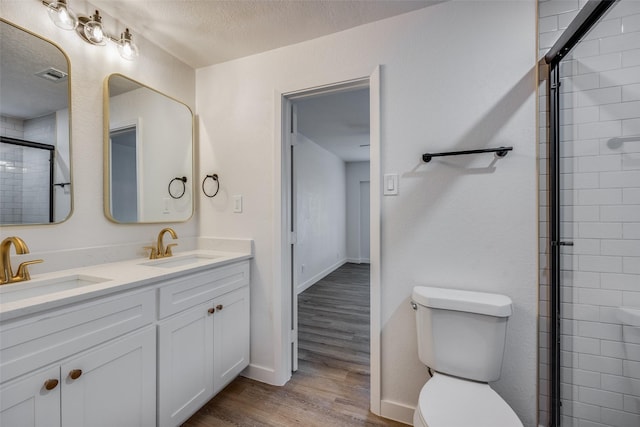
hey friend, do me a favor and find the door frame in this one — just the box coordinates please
[273,66,381,414]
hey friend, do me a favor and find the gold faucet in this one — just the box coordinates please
[0,236,43,285]
[144,228,178,259]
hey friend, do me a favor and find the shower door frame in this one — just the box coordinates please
[545,1,620,426]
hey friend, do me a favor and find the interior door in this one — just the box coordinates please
[288,101,299,372]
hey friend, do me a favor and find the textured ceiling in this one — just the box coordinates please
[90,0,433,68]
[296,88,370,162]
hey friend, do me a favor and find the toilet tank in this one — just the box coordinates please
[411,286,513,383]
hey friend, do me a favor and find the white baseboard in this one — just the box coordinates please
[296,259,346,294]
[241,363,285,386]
[380,399,415,425]
[346,257,370,264]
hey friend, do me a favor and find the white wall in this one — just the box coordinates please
[294,133,347,293]
[346,161,370,263]
[1,0,197,269]
[196,1,538,425]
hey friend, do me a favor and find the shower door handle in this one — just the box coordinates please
[552,241,574,246]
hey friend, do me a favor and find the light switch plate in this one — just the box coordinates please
[383,173,399,195]
[233,195,243,213]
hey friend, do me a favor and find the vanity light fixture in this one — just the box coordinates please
[80,10,106,45]
[46,0,78,30]
[42,0,139,60]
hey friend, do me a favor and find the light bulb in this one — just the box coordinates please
[118,28,139,60]
[47,0,78,31]
[83,10,105,45]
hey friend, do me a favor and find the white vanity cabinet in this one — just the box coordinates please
[157,261,250,427]
[0,256,251,427]
[0,289,157,427]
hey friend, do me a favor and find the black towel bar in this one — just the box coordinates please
[422,146,513,163]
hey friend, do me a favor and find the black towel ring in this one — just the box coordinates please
[168,176,187,199]
[202,173,220,198]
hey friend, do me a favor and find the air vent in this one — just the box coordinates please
[35,67,68,82]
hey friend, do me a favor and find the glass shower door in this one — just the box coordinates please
[556,1,640,425]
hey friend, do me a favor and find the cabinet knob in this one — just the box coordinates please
[207,307,215,315]
[43,379,59,391]
[216,304,223,311]
[69,369,82,380]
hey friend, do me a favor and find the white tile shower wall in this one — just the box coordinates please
[540,0,640,426]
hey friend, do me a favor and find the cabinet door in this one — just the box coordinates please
[61,326,156,427]
[0,366,60,427]
[158,301,214,427]
[213,286,250,394]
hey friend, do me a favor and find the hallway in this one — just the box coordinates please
[184,263,405,426]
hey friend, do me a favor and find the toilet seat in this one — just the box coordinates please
[414,372,523,427]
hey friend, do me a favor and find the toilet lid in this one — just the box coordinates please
[417,373,523,427]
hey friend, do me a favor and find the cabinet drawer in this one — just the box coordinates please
[0,289,155,384]
[158,261,250,319]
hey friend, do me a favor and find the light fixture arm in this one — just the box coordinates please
[41,0,139,60]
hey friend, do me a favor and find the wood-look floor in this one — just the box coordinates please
[183,263,406,427]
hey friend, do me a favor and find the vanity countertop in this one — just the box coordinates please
[0,249,252,322]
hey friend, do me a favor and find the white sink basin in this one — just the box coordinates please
[138,253,222,268]
[0,275,109,304]
[618,307,640,327]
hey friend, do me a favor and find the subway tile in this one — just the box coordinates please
[538,15,558,33]
[622,154,640,171]
[623,222,640,238]
[561,106,601,125]
[622,83,640,102]
[624,395,640,414]
[579,223,623,238]
[623,292,640,309]
[579,155,621,172]
[563,206,601,222]
[561,139,600,157]
[604,339,640,362]
[623,49,640,68]
[600,170,640,188]
[571,39,601,59]
[559,9,581,30]
[603,1,640,20]
[562,73,600,93]
[601,306,622,323]
[579,385,624,409]
[601,32,640,55]
[600,374,640,396]
[623,257,640,274]
[577,420,609,427]
[570,401,602,422]
[578,188,622,205]
[624,359,640,379]
[577,52,623,74]
[601,206,640,222]
[623,10,640,28]
[601,66,640,88]
[540,30,565,50]
[576,87,622,107]
[578,121,622,140]
[539,0,580,18]
[579,289,623,307]
[600,408,640,427]
[564,270,601,288]
[563,303,601,322]
[623,118,640,136]
[600,101,640,121]
[602,272,640,291]
[583,18,623,41]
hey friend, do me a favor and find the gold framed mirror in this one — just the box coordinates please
[0,18,73,225]
[104,74,194,223]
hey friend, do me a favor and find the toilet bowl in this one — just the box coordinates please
[413,372,522,427]
[411,286,523,427]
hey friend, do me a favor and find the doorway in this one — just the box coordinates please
[279,67,381,413]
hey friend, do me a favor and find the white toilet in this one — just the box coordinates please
[411,286,523,427]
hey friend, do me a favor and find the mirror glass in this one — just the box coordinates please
[104,74,193,223]
[0,19,72,225]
